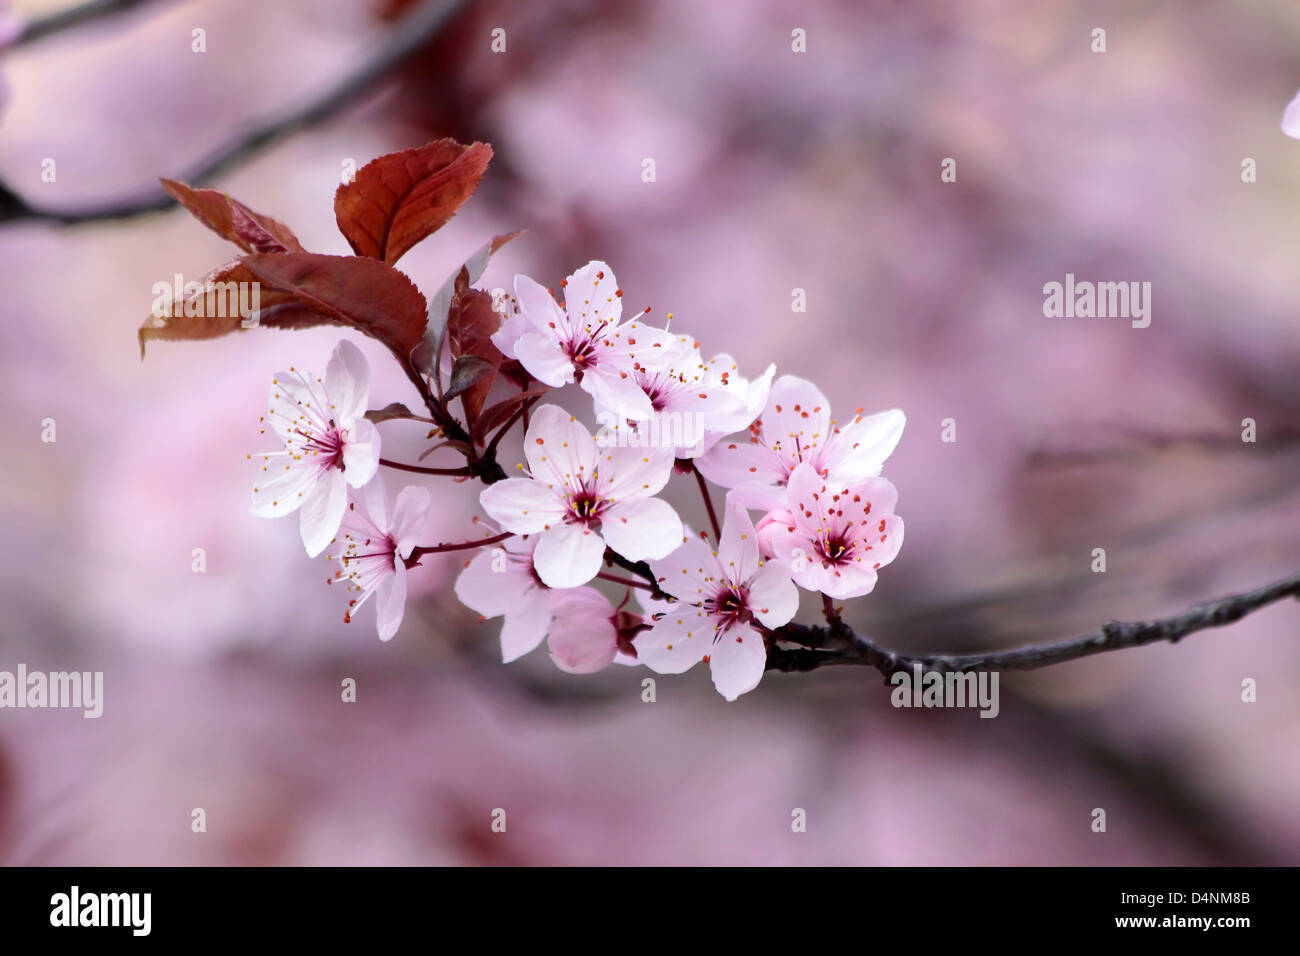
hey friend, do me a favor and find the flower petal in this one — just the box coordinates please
[546,587,618,674]
[514,332,576,388]
[389,484,432,557]
[375,560,407,641]
[525,404,598,489]
[600,496,684,562]
[763,376,832,467]
[324,339,370,424]
[708,623,768,701]
[747,561,799,628]
[514,273,570,336]
[342,416,381,488]
[598,442,675,501]
[818,408,905,484]
[696,438,783,491]
[581,365,654,422]
[562,260,622,331]
[454,546,530,618]
[499,587,553,662]
[249,455,316,518]
[533,522,606,588]
[634,606,714,674]
[717,496,759,585]
[648,534,722,604]
[480,477,566,534]
[299,468,348,557]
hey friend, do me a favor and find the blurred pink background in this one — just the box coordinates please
[1,0,1298,864]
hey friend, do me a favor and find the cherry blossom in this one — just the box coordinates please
[757,462,903,600]
[328,475,431,642]
[250,340,381,557]
[545,588,624,673]
[478,404,683,588]
[636,499,799,701]
[492,260,675,420]
[691,352,776,457]
[696,374,904,511]
[1284,88,1300,140]
[455,537,646,672]
[454,535,554,663]
[592,336,764,457]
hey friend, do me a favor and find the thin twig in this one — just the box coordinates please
[596,572,654,592]
[483,394,542,460]
[10,0,162,49]
[0,0,470,225]
[409,530,512,561]
[767,570,1300,676]
[380,458,471,477]
[691,462,721,542]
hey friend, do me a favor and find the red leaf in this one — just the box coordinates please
[240,253,429,361]
[477,388,550,437]
[138,260,301,356]
[160,179,304,253]
[413,230,523,380]
[444,355,496,401]
[333,139,492,264]
[445,283,505,428]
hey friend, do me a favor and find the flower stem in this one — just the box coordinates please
[596,572,654,592]
[691,462,722,542]
[380,458,473,477]
[484,394,543,459]
[408,530,513,561]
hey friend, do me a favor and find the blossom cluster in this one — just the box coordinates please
[250,261,905,699]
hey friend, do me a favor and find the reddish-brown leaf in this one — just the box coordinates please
[160,179,304,253]
[138,260,302,357]
[445,281,505,429]
[444,355,497,401]
[333,139,492,264]
[240,252,429,361]
[477,388,550,437]
[413,230,523,382]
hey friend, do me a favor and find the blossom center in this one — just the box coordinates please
[298,422,346,471]
[705,585,751,634]
[564,485,607,526]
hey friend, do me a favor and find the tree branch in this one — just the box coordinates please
[767,570,1300,677]
[10,0,162,49]
[0,0,470,225]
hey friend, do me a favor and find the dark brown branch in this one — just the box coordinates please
[409,531,512,562]
[379,458,472,477]
[0,0,469,225]
[10,0,162,48]
[690,461,721,542]
[767,570,1300,677]
[1027,424,1300,469]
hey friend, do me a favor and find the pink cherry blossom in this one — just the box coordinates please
[636,499,798,701]
[455,536,639,673]
[696,374,904,511]
[454,534,554,663]
[328,475,431,642]
[546,588,624,673]
[491,260,675,420]
[1284,88,1300,140]
[250,340,381,557]
[592,336,757,457]
[691,352,776,458]
[757,462,903,600]
[478,404,683,588]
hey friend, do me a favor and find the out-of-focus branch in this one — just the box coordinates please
[10,0,163,49]
[0,0,470,225]
[767,570,1300,676]
[1026,424,1300,469]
